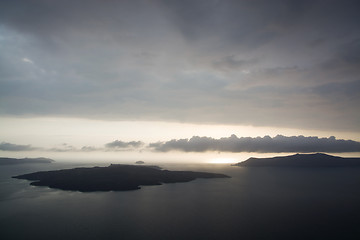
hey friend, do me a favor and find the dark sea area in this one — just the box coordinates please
[1,162,360,240]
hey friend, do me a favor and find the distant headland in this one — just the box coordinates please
[0,157,54,165]
[13,164,230,192]
[234,153,360,167]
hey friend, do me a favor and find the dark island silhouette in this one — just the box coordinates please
[234,153,360,167]
[13,164,230,192]
[0,157,54,165]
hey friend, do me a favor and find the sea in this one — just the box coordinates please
[1,161,360,240]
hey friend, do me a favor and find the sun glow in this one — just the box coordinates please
[208,157,238,164]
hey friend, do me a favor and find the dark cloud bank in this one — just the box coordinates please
[149,135,360,153]
[1,136,360,153]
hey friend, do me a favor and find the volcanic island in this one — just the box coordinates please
[13,164,230,192]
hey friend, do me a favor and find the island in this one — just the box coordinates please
[233,153,360,167]
[0,157,54,165]
[12,164,230,192]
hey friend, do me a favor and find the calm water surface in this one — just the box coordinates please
[1,162,360,240]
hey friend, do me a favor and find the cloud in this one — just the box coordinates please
[49,143,77,152]
[22,58,34,64]
[213,55,258,71]
[2,135,360,154]
[48,144,101,152]
[105,140,144,149]
[0,140,144,152]
[0,142,37,151]
[149,135,360,153]
[0,1,359,132]
[81,146,99,152]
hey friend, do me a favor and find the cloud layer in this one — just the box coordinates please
[0,0,359,131]
[0,142,36,151]
[149,135,360,153]
[2,135,360,153]
[0,140,144,152]
[105,140,144,149]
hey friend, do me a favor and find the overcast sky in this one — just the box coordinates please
[1,1,360,160]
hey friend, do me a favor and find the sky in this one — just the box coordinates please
[1,0,360,163]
